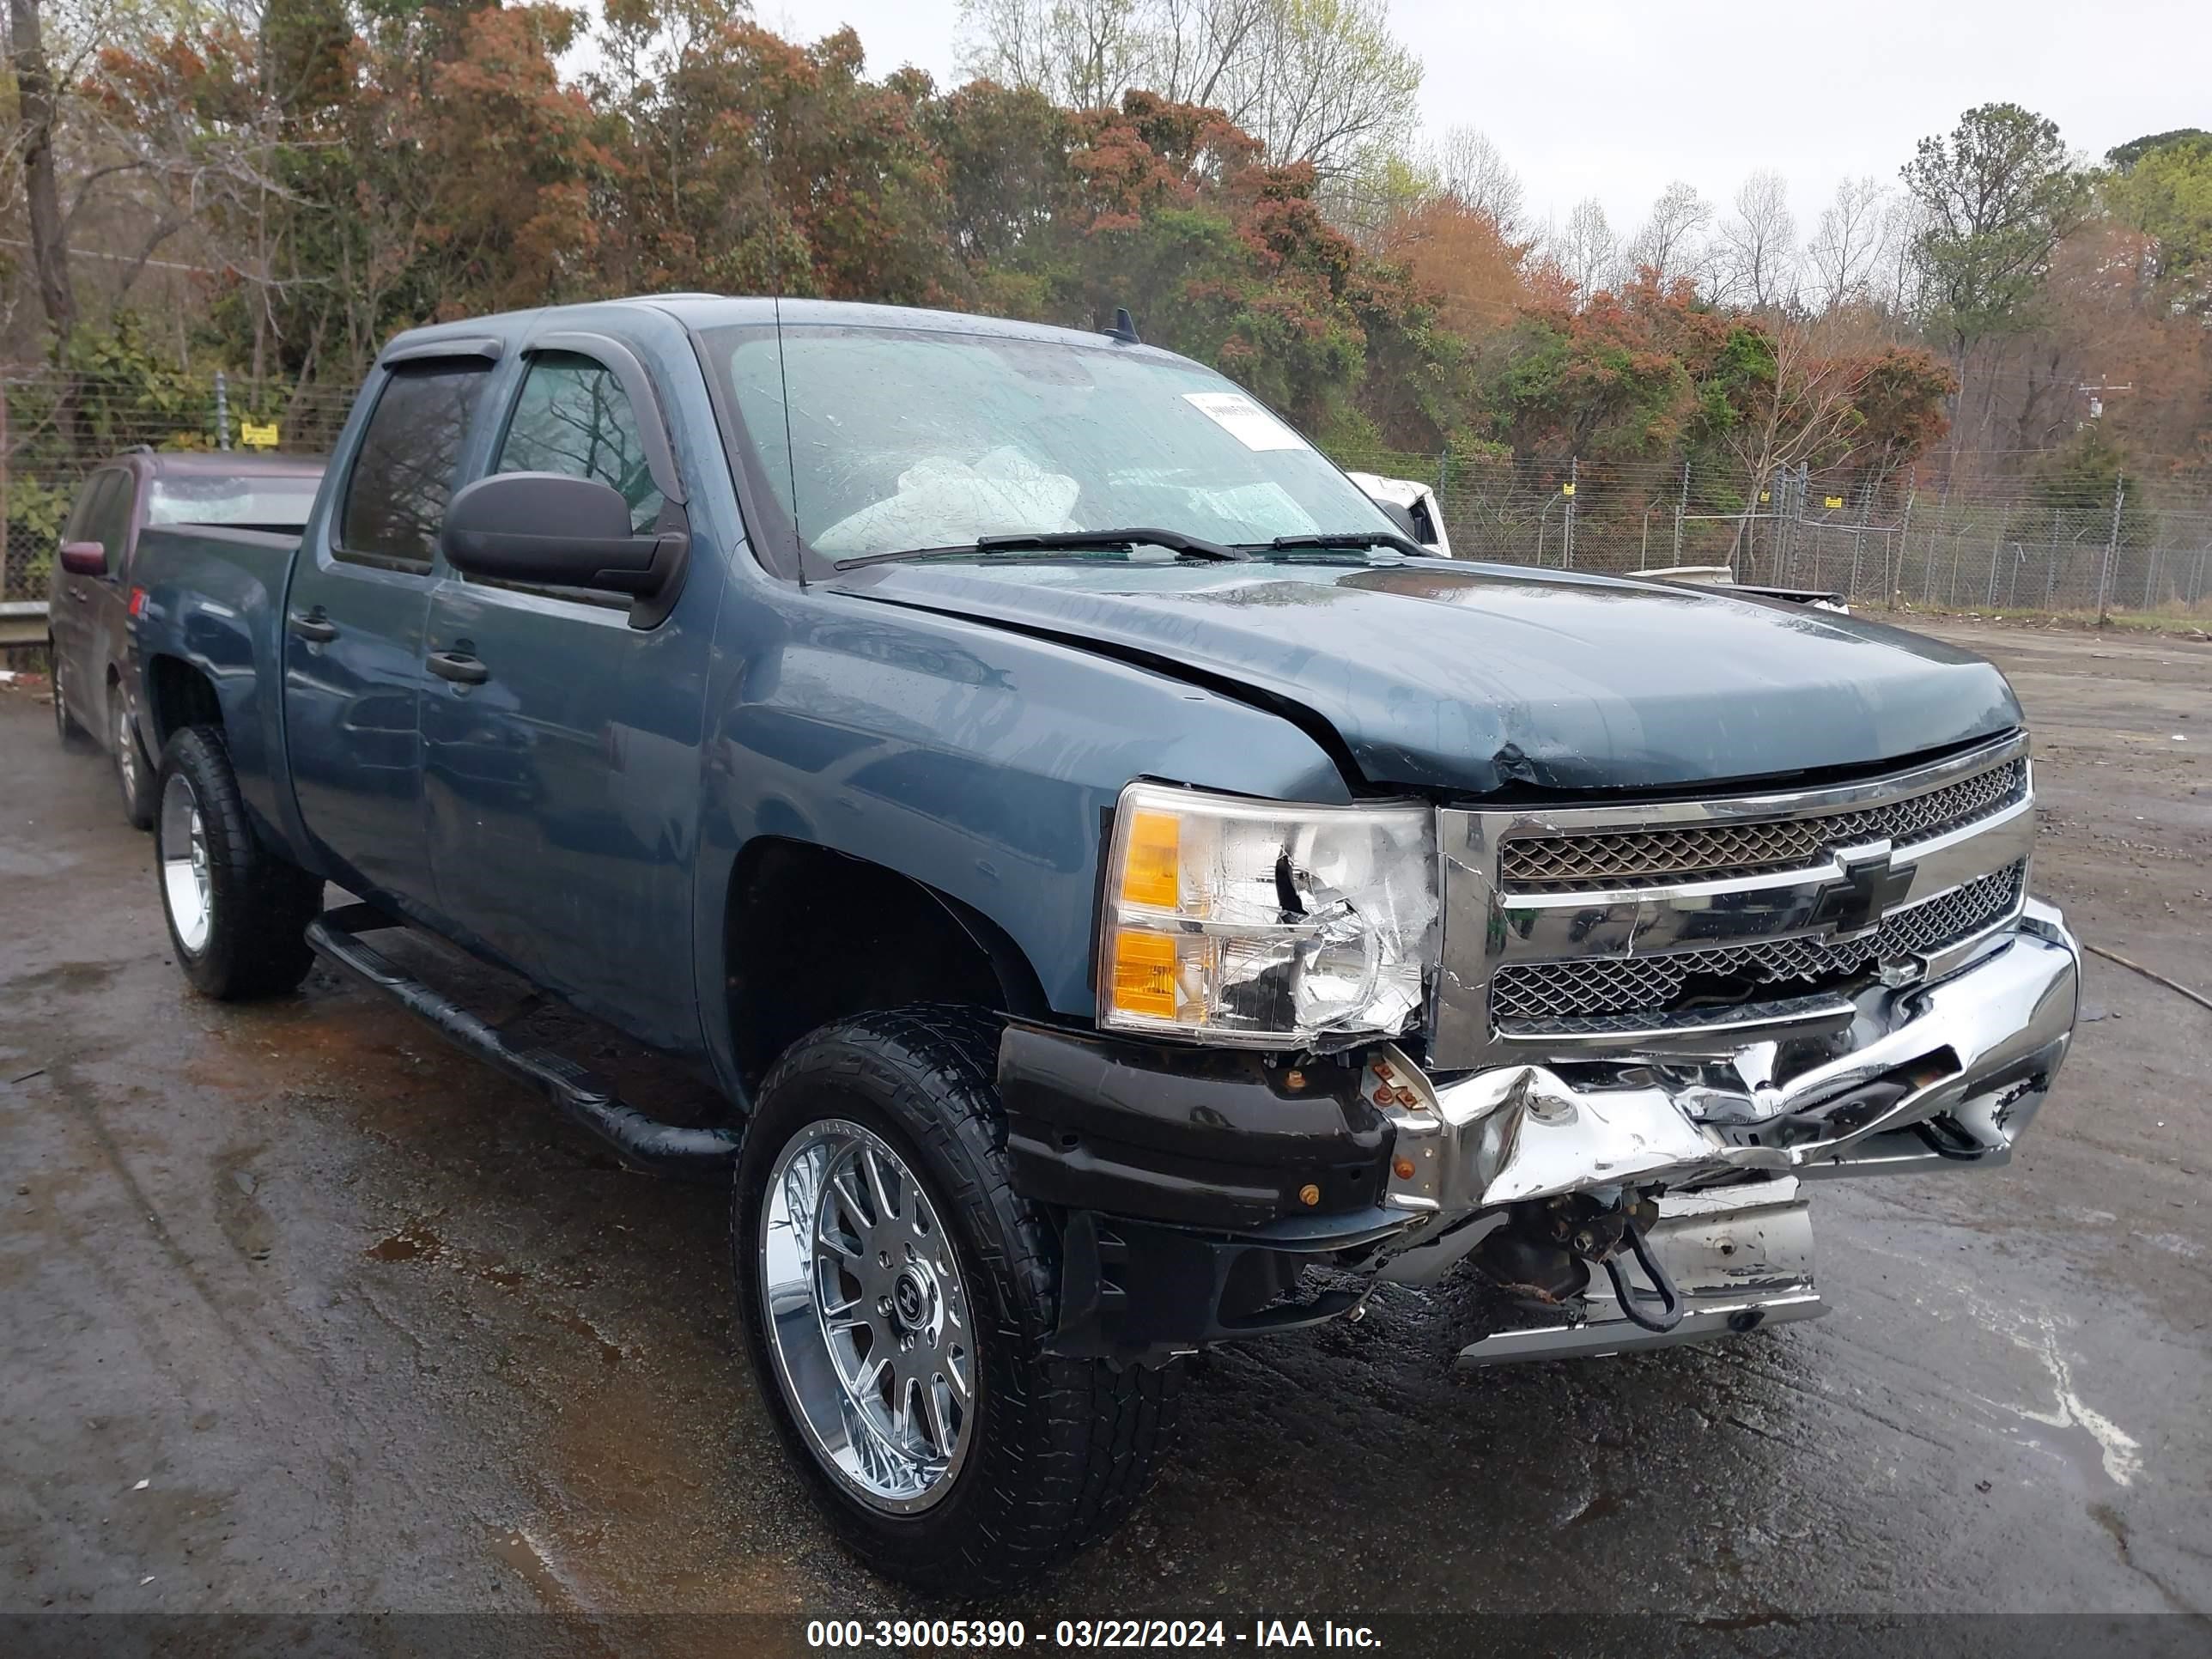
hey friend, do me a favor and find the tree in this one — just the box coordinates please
[2105,137,2212,313]
[1716,170,1796,310]
[957,0,1419,176]
[1806,175,1889,313]
[1900,102,2089,362]
[1552,196,1620,301]
[595,7,954,304]
[1431,124,1522,232]
[2106,129,2212,173]
[958,0,1148,111]
[1379,192,1532,341]
[7,0,74,343]
[1626,180,1712,289]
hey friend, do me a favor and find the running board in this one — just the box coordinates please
[305,904,741,1181]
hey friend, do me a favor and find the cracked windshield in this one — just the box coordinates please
[716,324,1398,559]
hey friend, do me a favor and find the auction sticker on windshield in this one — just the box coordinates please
[1182,392,1307,451]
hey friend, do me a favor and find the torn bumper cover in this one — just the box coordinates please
[1375,901,2079,1218]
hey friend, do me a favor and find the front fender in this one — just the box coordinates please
[692,577,1352,1098]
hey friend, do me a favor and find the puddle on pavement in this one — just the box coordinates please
[489,1527,578,1609]
[367,1223,445,1263]
[555,1310,623,1368]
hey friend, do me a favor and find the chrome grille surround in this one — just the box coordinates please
[1491,860,2027,1028]
[1498,757,2027,890]
[1430,732,2037,1069]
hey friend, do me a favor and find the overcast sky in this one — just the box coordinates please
[763,0,2210,237]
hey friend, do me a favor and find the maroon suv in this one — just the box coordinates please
[48,449,325,826]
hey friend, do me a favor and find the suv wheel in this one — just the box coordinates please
[52,653,88,746]
[733,1006,1180,1596]
[155,726,324,1000]
[112,694,155,830]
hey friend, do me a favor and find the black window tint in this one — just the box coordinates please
[338,362,491,568]
[495,351,665,534]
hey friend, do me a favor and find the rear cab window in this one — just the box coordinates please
[337,362,493,573]
[149,474,321,532]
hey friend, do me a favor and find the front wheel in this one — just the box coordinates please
[733,1006,1179,1596]
[155,726,325,1000]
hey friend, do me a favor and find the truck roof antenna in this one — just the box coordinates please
[1103,307,1141,345]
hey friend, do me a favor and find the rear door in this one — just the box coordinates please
[419,335,703,1048]
[50,467,131,714]
[284,355,495,911]
[84,461,149,753]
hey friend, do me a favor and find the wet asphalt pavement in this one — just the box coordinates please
[2,622,2209,1644]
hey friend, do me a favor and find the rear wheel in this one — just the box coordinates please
[155,726,324,1000]
[111,692,155,830]
[733,1006,1179,1596]
[52,652,88,747]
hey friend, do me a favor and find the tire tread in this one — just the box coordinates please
[736,1004,1180,1596]
[157,725,322,1000]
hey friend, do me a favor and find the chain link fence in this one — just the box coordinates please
[1331,447,2212,625]
[2,371,353,610]
[8,375,2208,632]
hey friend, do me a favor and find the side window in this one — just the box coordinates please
[495,351,665,534]
[337,362,492,570]
[71,470,133,574]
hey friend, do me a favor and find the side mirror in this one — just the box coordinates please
[58,540,107,577]
[439,472,680,600]
[1368,499,1421,542]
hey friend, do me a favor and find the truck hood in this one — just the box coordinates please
[836,558,2022,795]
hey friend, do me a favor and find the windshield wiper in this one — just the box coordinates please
[833,527,1247,571]
[1259,531,1437,558]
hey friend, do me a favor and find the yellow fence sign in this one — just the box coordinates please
[1823,495,1844,510]
[240,421,280,449]
[1560,483,1575,497]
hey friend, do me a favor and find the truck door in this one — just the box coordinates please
[419,337,705,1051]
[284,355,495,910]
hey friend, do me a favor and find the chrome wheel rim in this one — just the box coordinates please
[159,772,212,954]
[759,1118,975,1513]
[114,702,139,800]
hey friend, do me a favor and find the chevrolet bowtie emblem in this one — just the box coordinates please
[1809,842,1917,939]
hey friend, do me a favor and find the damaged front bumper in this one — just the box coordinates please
[1375,900,2079,1218]
[999,902,2076,1366]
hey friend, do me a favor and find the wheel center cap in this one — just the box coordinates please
[892,1270,928,1326]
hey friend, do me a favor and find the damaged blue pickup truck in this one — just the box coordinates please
[125,296,2078,1594]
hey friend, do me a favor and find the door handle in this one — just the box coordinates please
[427,650,489,685]
[288,611,337,642]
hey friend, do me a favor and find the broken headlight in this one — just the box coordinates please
[1097,781,1438,1048]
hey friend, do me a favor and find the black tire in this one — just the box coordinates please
[732,1005,1180,1597]
[52,651,88,747]
[109,686,156,830]
[155,725,325,1000]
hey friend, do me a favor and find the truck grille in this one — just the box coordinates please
[1498,756,2027,891]
[1491,860,2027,1027]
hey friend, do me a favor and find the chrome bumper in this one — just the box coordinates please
[1377,899,2079,1222]
[1454,1179,1825,1365]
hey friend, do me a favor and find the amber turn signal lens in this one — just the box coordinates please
[1109,928,1177,1019]
[1392,1157,1416,1181]
[1297,1183,1321,1206]
[1120,809,1181,908]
